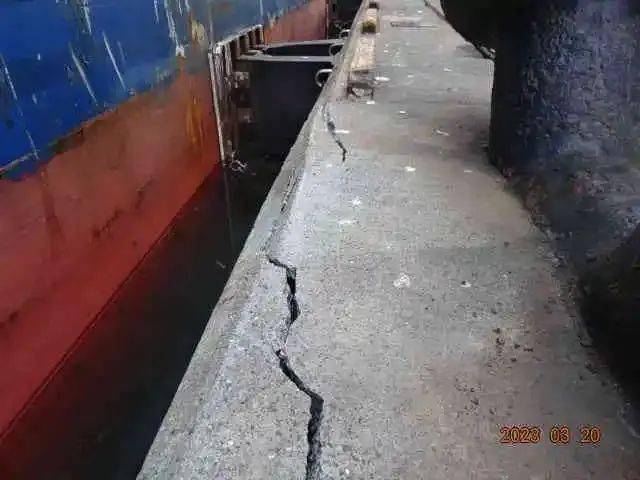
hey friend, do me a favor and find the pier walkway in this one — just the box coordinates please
[140,1,640,478]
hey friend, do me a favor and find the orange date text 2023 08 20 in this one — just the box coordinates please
[499,425,602,445]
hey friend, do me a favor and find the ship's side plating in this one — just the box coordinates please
[0,0,328,477]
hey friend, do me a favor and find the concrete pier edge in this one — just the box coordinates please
[138,4,368,477]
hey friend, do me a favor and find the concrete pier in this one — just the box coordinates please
[140,1,640,478]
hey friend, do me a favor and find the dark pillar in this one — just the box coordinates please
[490,0,640,363]
[440,0,498,49]
[491,0,640,174]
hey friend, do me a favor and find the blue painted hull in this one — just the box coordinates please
[0,0,313,177]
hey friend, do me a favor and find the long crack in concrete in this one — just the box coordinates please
[268,256,324,480]
[322,102,348,162]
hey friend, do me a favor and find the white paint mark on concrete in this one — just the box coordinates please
[69,44,97,105]
[444,67,452,72]
[393,274,411,288]
[405,166,416,172]
[338,219,354,226]
[103,32,127,93]
[435,129,450,137]
[375,76,390,82]
[335,129,350,135]
[366,100,376,105]
[464,169,473,174]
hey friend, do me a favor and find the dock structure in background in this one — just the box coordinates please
[139,1,640,479]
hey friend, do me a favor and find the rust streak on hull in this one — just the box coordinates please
[265,0,328,43]
[0,68,220,438]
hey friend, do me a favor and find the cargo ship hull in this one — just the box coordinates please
[0,0,328,477]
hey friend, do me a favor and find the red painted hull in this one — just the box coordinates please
[0,66,220,435]
[0,0,327,477]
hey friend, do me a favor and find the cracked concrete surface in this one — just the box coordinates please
[140,1,640,478]
[269,256,325,480]
[323,103,349,163]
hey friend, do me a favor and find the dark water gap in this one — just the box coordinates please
[1,144,283,479]
[0,72,311,480]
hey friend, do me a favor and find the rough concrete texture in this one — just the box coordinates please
[140,1,640,478]
[492,0,640,173]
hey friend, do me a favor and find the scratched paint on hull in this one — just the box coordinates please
[0,0,315,175]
